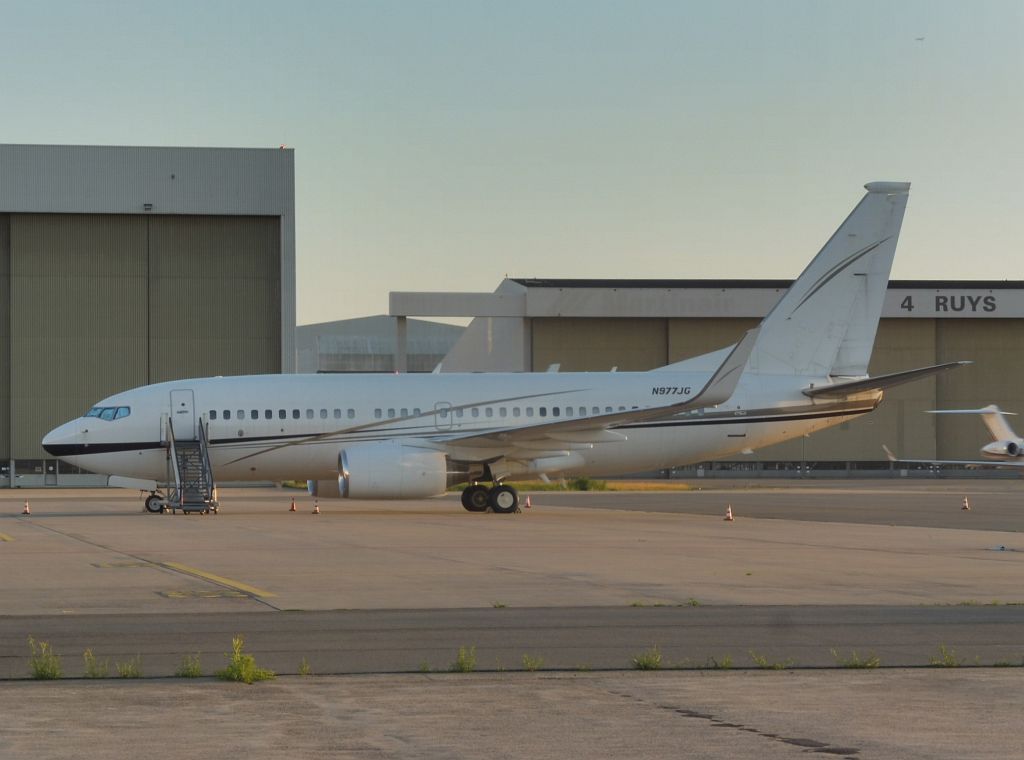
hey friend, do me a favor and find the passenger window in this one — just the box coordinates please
[292,409,300,419]
[592,407,600,415]
[580,407,586,416]
[486,408,493,418]
[539,407,547,417]
[565,407,572,417]
[552,407,560,417]
[347,409,355,419]
[333,409,341,419]
[499,408,507,418]
[237,410,244,420]
[413,408,421,416]
[387,408,395,418]
[605,407,612,414]
[279,409,286,419]
[456,409,464,418]
[305,409,313,419]
[210,410,217,420]
[401,408,408,417]
[513,406,520,416]
[320,409,327,419]
[471,408,479,418]
[224,410,231,420]
[526,407,534,417]
[374,409,382,419]
[619,406,626,411]
[439,409,448,419]
[265,409,272,419]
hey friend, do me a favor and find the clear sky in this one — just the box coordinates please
[2,0,1021,324]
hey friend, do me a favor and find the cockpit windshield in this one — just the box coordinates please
[84,406,131,421]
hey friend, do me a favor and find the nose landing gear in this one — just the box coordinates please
[460,482,520,514]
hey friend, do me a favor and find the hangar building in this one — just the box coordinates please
[0,144,294,486]
[392,278,1024,473]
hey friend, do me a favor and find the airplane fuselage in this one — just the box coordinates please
[43,371,880,484]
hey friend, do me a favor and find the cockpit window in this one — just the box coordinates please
[84,406,131,421]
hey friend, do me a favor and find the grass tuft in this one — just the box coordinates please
[928,644,963,668]
[216,635,275,683]
[450,645,477,673]
[632,646,662,670]
[706,654,733,670]
[298,657,312,677]
[749,650,795,670]
[175,654,203,678]
[116,655,143,678]
[830,648,881,669]
[28,637,62,680]
[521,654,544,672]
[83,649,110,678]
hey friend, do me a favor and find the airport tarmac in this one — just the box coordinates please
[1,481,1022,759]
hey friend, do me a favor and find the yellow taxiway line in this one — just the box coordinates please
[159,561,276,598]
[0,533,13,542]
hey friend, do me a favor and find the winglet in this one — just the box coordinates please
[687,327,758,409]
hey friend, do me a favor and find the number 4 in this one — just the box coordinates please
[900,296,914,312]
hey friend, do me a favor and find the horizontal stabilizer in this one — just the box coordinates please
[883,444,1024,469]
[802,361,970,398]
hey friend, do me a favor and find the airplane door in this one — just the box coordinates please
[170,389,197,440]
[434,401,453,431]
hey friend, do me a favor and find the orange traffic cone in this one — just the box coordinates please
[22,500,30,515]
[312,500,320,514]
[524,495,532,509]
[962,497,970,511]
[724,505,734,522]
[289,497,297,512]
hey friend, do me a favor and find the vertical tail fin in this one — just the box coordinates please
[748,182,910,377]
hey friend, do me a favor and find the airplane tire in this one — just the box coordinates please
[489,485,519,514]
[144,494,163,514]
[461,484,490,512]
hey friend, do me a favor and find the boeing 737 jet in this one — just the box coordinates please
[885,405,1024,469]
[43,181,967,514]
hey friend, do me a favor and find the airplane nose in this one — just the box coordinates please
[42,420,82,457]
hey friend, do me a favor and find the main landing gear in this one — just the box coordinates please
[460,483,520,514]
[144,492,165,514]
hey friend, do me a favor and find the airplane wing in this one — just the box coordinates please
[442,327,758,450]
[802,361,970,398]
[881,445,1024,469]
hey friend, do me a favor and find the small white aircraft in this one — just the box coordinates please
[43,181,967,514]
[884,405,1024,468]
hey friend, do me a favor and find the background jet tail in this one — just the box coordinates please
[929,405,1019,442]
[747,181,911,378]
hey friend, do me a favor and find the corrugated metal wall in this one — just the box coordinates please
[4,213,280,459]
[148,216,280,381]
[0,215,9,460]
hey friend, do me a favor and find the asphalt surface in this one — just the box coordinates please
[2,605,1023,679]
[2,481,1023,759]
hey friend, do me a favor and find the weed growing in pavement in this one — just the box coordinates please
[928,644,964,668]
[749,650,795,670]
[116,655,143,678]
[217,636,275,683]
[706,655,733,670]
[830,649,881,669]
[83,649,110,678]
[450,646,477,673]
[175,654,203,678]
[28,637,62,680]
[632,646,662,670]
[521,654,544,672]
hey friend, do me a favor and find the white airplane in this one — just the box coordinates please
[43,181,967,514]
[884,405,1024,468]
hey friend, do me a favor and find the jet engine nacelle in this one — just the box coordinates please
[308,441,450,500]
[982,440,1022,458]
